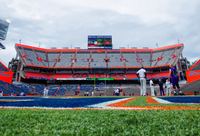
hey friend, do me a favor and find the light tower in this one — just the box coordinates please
[0,18,10,49]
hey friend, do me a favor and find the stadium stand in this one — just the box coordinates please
[13,43,185,82]
[35,50,48,67]
[57,53,74,67]
[181,80,200,95]
[191,60,200,71]
[151,47,183,67]
[186,59,200,83]
[0,61,13,83]
[107,52,124,67]
[151,51,168,66]
[74,52,90,67]
[0,81,30,96]
[0,61,8,71]
[1,43,188,96]
[122,52,138,67]
[90,53,107,68]
[15,43,184,68]
[30,84,45,94]
[136,53,151,66]
[0,79,190,96]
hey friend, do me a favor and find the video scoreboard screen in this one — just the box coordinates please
[88,35,112,49]
[0,19,9,40]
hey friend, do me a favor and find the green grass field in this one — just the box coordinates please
[0,109,199,136]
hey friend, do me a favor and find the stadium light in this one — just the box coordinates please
[0,42,5,49]
[156,43,159,47]
[0,18,10,40]
[6,19,11,24]
[177,39,180,43]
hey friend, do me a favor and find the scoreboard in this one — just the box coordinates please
[88,35,112,49]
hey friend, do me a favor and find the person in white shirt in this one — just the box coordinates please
[149,79,155,96]
[114,88,120,96]
[165,78,171,96]
[137,67,147,96]
[43,87,49,97]
[0,90,3,96]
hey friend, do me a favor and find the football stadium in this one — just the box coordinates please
[0,14,200,136]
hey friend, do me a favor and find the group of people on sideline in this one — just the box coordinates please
[137,65,182,96]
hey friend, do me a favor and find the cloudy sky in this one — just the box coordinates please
[0,0,200,65]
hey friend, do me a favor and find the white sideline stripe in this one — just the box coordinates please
[0,99,34,102]
[153,97,172,104]
[0,106,96,110]
[0,106,90,109]
[87,98,131,108]
[0,106,146,110]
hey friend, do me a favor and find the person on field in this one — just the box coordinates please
[169,65,181,95]
[0,90,3,96]
[158,79,164,96]
[10,93,14,96]
[20,92,25,96]
[137,66,147,96]
[114,88,120,96]
[171,74,181,95]
[165,78,171,96]
[75,84,80,96]
[150,79,155,96]
[91,91,94,96]
[43,87,49,97]
[169,65,177,76]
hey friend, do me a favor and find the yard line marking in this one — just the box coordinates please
[153,97,172,104]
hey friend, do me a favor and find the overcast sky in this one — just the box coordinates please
[0,0,200,65]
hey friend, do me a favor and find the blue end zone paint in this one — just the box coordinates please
[158,96,200,103]
[0,97,125,108]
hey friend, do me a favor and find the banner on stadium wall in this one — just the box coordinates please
[88,35,112,49]
[86,78,114,80]
[56,78,86,80]
[98,78,114,80]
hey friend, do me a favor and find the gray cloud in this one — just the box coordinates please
[0,0,200,65]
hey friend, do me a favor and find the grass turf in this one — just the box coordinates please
[0,109,199,136]
[125,96,147,106]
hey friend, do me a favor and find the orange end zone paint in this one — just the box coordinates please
[146,97,159,104]
[107,97,200,110]
[107,97,136,107]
